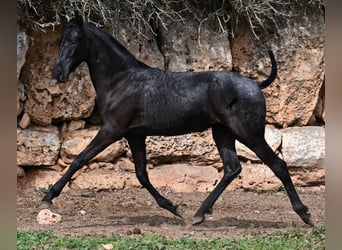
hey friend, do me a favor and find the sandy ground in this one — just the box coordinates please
[17,186,325,239]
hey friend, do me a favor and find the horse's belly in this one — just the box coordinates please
[129,107,212,136]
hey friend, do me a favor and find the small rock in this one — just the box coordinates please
[88,162,100,170]
[57,158,68,167]
[37,209,61,224]
[19,112,31,129]
[67,120,86,131]
[17,166,25,177]
[46,164,65,172]
[132,227,141,234]
[102,243,113,250]
[117,158,135,173]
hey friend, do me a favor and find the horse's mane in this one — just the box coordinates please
[84,24,147,68]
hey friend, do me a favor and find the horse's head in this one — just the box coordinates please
[53,16,87,83]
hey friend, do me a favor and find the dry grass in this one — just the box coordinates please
[17,0,324,38]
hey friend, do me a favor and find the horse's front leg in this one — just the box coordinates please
[40,125,122,208]
[127,135,182,218]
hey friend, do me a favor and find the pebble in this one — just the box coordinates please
[132,227,141,234]
[37,209,61,225]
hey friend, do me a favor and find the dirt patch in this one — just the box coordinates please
[17,187,325,239]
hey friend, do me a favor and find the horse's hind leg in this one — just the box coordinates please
[244,136,314,226]
[127,135,182,218]
[193,124,241,225]
[40,125,122,208]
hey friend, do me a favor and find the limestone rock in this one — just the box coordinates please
[17,30,29,80]
[311,81,325,124]
[17,81,26,116]
[17,168,67,193]
[231,164,282,192]
[282,126,325,168]
[236,125,282,162]
[116,158,135,173]
[146,130,219,166]
[231,10,324,126]
[60,128,126,164]
[17,166,25,177]
[148,164,220,192]
[158,20,232,72]
[37,209,61,225]
[70,163,219,192]
[17,126,60,166]
[291,168,325,187]
[70,168,140,191]
[18,112,30,129]
[67,120,86,131]
[146,126,282,166]
[21,29,95,126]
[113,22,164,69]
[228,163,325,192]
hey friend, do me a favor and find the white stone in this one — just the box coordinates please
[17,126,61,166]
[37,209,61,225]
[282,126,325,168]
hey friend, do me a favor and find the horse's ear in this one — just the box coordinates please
[73,14,84,27]
[58,12,68,29]
[58,12,83,29]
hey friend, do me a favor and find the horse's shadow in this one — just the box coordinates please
[122,214,290,229]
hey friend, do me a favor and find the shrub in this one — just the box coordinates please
[17,0,324,38]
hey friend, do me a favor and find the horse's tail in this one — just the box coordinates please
[258,50,277,89]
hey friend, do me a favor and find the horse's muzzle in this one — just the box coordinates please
[52,66,67,83]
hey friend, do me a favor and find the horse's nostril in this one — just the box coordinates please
[53,68,64,82]
[58,74,64,82]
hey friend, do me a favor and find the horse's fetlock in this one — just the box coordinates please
[294,204,308,214]
[159,199,173,209]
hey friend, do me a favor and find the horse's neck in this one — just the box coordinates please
[84,27,145,88]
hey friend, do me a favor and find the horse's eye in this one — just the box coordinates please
[71,40,77,44]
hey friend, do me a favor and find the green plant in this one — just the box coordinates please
[17,225,325,250]
[35,184,52,194]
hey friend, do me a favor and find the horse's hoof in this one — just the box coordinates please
[307,218,315,227]
[192,215,205,225]
[39,200,52,209]
[301,213,315,227]
[304,216,315,227]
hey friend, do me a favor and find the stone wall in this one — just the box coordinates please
[17,8,325,192]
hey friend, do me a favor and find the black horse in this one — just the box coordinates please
[41,17,313,226]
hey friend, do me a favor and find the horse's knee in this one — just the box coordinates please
[222,164,241,181]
